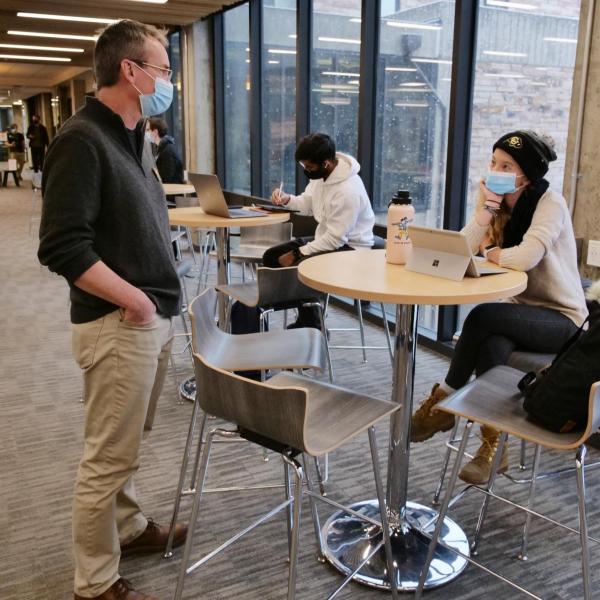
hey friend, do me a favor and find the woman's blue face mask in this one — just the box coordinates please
[484,171,525,195]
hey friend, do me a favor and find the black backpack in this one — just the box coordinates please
[520,307,600,433]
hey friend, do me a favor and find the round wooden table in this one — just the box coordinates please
[168,207,289,399]
[162,183,196,196]
[299,249,527,592]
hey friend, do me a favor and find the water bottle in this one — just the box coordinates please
[386,190,415,265]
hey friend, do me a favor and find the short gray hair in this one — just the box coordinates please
[94,19,168,90]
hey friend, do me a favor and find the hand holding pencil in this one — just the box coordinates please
[271,181,290,205]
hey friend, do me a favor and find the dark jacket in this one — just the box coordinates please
[26,122,49,148]
[38,97,180,324]
[156,135,184,184]
[7,130,25,153]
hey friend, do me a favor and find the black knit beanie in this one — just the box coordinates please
[492,130,557,183]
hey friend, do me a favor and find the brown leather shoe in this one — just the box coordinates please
[120,519,187,556]
[74,578,159,600]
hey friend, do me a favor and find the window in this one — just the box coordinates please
[458,0,583,329]
[166,31,184,163]
[224,3,251,193]
[311,0,362,158]
[262,0,297,197]
[375,1,456,333]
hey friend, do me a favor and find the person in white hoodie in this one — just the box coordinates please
[409,130,588,484]
[263,132,374,328]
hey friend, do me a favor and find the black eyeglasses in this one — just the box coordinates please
[129,59,173,81]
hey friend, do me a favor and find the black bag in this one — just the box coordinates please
[229,301,268,381]
[520,315,600,433]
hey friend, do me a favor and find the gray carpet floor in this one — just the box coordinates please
[1,178,599,600]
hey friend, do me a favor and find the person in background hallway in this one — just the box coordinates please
[147,116,184,184]
[263,132,375,329]
[38,19,187,600]
[26,114,49,172]
[7,123,26,181]
[409,130,588,485]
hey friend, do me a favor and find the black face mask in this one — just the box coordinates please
[303,165,326,180]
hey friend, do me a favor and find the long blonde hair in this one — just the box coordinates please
[475,185,511,248]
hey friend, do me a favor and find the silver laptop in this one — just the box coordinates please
[405,225,508,281]
[188,173,267,219]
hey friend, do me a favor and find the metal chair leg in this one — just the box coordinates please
[164,397,203,557]
[518,444,541,561]
[284,458,293,558]
[355,301,368,363]
[380,303,394,366]
[470,431,509,555]
[317,303,334,382]
[368,427,399,600]
[313,455,327,497]
[174,428,215,600]
[432,419,461,506]
[416,420,473,599]
[187,412,208,492]
[302,454,325,562]
[576,445,592,600]
[283,454,303,600]
[519,439,527,470]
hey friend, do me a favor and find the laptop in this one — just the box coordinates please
[188,173,268,219]
[405,225,508,281]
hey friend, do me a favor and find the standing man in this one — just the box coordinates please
[38,19,187,600]
[7,122,26,181]
[146,116,184,184]
[26,114,49,172]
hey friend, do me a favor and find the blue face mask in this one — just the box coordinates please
[484,171,523,195]
[131,63,173,116]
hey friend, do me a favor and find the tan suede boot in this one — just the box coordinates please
[410,384,455,443]
[458,425,509,484]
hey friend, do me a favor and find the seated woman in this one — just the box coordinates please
[411,130,588,484]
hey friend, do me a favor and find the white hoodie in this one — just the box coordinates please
[286,152,375,255]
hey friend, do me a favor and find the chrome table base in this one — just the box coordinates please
[322,499,469,591]
[179,377,196,402]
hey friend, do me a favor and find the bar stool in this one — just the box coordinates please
[415,365,600,599]
[173,290,400,600]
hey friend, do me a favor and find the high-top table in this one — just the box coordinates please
[299,249,527,592]
[163,182,196,196]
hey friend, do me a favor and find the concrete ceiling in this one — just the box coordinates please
[0,0,239,101]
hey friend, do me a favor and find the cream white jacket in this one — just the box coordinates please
[462,189,588,326]
[286,153,375,255]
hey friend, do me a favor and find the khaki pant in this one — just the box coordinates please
[10,151,26,178]
[71,309,173,597]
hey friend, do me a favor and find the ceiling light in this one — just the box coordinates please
[386,21,442,31]
[8,30,98,41]
[321,97,351,105]
[388,88,429,93]
[0,43,84,53]
[543,37,577,44]
[394,102,428,108]
[318,36,361,45]
[0,54,71,62]
[486,0,537,8]
[349,18,361,23]
[320,83,355,90]
[385,66,417,72]
[531,82,547,86]
[0,104,13,108]
[289,34,297,39]
[17,12,116,24]
[268,49,296,55]
[483,50,527,58]
[268,60,279,64]
[322,71,360,77]
[400,82,427,87]
[411,58,452,65]
[348,80,360,85]
[483,72,526,78]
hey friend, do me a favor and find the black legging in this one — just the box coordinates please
[445,302,578,390]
